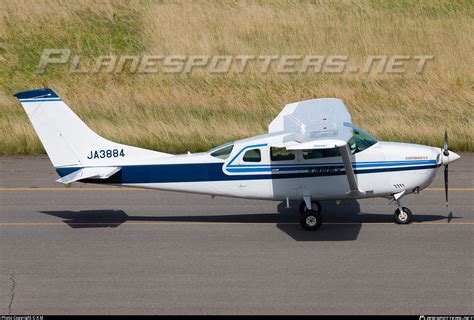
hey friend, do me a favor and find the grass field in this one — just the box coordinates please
[0,0,473,154]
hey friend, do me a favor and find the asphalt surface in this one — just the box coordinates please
[0,155,472,314]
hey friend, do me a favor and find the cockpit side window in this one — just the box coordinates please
[210,144,234,160]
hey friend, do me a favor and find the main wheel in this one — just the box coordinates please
[299,200,321,214]
[300,210,323,231]
[394,207,412,224]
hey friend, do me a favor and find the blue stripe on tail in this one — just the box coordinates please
[13,88,59,100]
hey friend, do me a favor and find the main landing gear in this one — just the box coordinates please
[299,196,322,231]
[297,192,413,231]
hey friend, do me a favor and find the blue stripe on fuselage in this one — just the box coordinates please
[226,159,436,168]
[226,160,436,172]
[55,162,438,184]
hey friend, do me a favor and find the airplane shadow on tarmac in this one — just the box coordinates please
[39,200,453,241]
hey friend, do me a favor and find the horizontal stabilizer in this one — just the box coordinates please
[56,167,121,184]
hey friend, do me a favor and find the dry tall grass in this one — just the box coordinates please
[0,0,472,154]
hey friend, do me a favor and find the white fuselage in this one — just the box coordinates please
[83,138,442,201]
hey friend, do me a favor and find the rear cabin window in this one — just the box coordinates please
[303,148,341,159]
[270,147,295,161]
[243,149,261,162]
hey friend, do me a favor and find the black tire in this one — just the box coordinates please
[394,207,412,224]
[300,210,323,231]
[299,200,322,214]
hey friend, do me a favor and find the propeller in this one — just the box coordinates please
[442,130,449,207]
[443,130,449,156]
[444,162,449,207]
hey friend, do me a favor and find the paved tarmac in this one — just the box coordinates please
[0,155,472,314]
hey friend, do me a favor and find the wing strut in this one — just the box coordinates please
[338,145,364,197]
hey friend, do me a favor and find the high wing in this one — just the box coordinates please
[268,98,352,149]
[268,98,364,196]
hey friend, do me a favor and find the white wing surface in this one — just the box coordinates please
[268,98,353,149]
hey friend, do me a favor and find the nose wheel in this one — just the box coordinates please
[394,207,412,224]
[392,191,412,225]
[299,199,322,231]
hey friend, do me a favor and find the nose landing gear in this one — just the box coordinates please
[394,207,412,224]
[392,191,412,224]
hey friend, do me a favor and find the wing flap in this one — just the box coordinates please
[56,166,121,184]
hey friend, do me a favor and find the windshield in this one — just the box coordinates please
[209,143,234,160]
[346,124,378,154]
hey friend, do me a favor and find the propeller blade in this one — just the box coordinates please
[443,130,449,156]
[444,164,449,207]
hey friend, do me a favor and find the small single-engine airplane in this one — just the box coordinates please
[14,87,460,230]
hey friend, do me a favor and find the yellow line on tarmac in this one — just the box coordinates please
[0,187,148,191]
[0,221,472,226]
[426,187,474,191]
[0,187,472,191]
